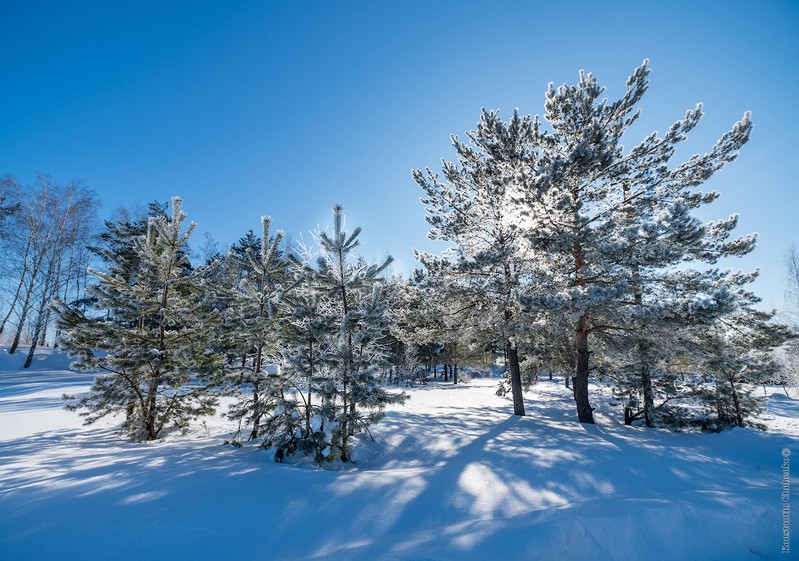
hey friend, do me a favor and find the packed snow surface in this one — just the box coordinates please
[1,347,797,560]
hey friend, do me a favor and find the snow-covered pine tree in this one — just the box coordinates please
[689,306,793,429]
[312,205,406,462]
[80,202,169,323]
[607,267,759,426]
[263,246,335,461]
[229,229,263,277]
[221,216,290,441]
[413,109,546,415]
[406,262,485,386]
[56,197,223,441]
[525,60,756,424]
[384,272,438,386]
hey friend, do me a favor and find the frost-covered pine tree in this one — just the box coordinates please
[688,306,793,429]
[261,246,336,460]
[607,268,760,427]
[525,60,756,424]
[384,272,440,385]
[230,229,263,272]
[87,201,168,280]
[415,60,764,425]
[222,216,290,441]
[311,205,407,462]
[251,207,406,463]
[56,197,223,441]
[413,109,546,415]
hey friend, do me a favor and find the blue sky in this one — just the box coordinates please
[1,1,797,310]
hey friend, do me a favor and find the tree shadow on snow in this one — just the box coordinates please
[292,401,799,561]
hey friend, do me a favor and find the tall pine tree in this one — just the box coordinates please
[413,109,545,415]
[525,60,755,423]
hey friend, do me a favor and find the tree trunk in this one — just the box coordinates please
[336,245,352,462]
[341,374,349,461]
[145,378,159,440]
[306,334,313,437]
[39,255,63,347]
[638,341,656,427]
[24,330,40,368]
[629,254,655,428]
[126,392,137,430]
[507,340,526,416]
[728,374,744,427]
[9,280,35,354]
[249,343,264,440]
[39,313,50,346]
[570,235,594,423]
[24,281,52,368]
[574,314,595,424]
[453,362,459,385]
[249,379,261,441]
[0,237,32,337]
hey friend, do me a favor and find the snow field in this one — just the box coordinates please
[1,347,797,560]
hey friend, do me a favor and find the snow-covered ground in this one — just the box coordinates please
[1,347,797,560]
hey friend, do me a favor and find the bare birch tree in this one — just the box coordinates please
[0,175,98,363]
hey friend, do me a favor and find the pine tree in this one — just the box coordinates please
[222,216,290,441]
[247,207,406,463]
[56,197,223,441]
[88,201,168,278]
[414,60,763,426]
[413,109,545,415]
[311,205,407,462]
[690,307,793,429]
[384,273,437,386]
[265,251,335,460]
[524,60,755,423]
[229,229,263,276]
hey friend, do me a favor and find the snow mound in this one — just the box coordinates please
[0,345,75,372]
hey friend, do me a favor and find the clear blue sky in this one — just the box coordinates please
[1,1,797,310]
